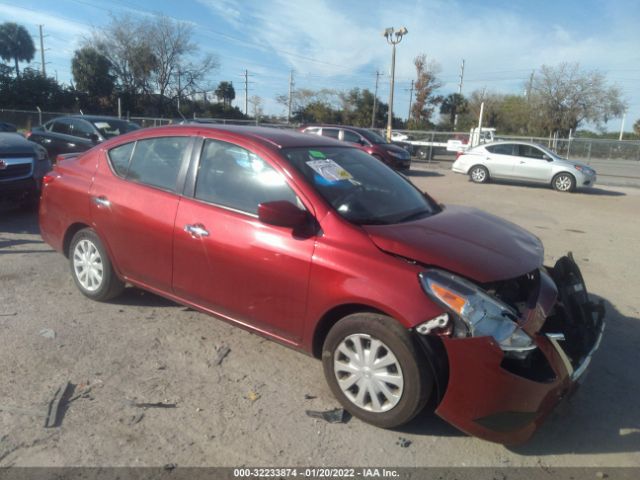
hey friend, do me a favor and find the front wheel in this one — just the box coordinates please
[322,313,433,428]
[469,165,489,183]
[552,172,576,192]
[69,228,124,301]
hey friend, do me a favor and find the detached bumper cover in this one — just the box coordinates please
[432,254,605,444]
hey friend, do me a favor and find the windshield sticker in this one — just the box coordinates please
[306,159,353,182]
[309,150,326,159]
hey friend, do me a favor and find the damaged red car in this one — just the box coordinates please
[39,126,605,444]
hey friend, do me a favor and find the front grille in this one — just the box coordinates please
[0,163,32,180]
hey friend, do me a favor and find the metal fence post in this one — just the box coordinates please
[428,132,434,163]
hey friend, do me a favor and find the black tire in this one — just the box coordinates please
[469,165,489,183]
[322,313,433,428]
[69,228,124,301]
[552,172,576,192]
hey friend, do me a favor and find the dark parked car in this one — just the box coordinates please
[27,115,140,160]
[300,125,411,170]
[0,121,18,132]
[0,132,51,206]
[39,125,604,444]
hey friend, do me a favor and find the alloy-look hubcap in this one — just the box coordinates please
[333,333,404,412]
[73,239,104,292]
[471,168,486,182]
[556,176,571,191]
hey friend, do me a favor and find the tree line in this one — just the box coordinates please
[0,17,636,137]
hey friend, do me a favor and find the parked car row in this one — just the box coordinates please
[299,125,412,171]
[0,132,51,207]
[0,115,139,207]
[38,124,604,444]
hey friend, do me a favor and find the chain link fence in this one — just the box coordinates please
[393,129,640,182]
[3,109,638,182]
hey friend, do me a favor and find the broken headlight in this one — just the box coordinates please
[418,269,536,353]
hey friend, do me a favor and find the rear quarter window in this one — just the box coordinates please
[107,142,135,177]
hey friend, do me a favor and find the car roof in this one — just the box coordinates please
[113,124,352,150]
[303,124,371,134]
[51,115,137,123]
[479,140,549,148]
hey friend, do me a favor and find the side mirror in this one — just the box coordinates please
[89,133,100,144]
[543,154,552,161]
[258,201,309,229]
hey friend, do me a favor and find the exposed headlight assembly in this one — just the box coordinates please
[418,269,536,353]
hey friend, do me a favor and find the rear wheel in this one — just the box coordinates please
[69,228,124,301]
[552,172,576,192]
[322,313,433,428]
[469,165,489,183]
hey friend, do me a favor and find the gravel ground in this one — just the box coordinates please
[0,167,639,467]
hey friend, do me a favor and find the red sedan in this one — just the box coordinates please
[39,125,604,444]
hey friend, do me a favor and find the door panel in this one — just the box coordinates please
[172,138,315,341]
[89,136,192,291]
[483,144,518,178]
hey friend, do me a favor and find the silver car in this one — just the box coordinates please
[452,141,597,192]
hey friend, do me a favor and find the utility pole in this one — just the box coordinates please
[407,80,414,123]
[454,58,465,129]
[287,70,294,124]
[371,70,382,128]
[177,67,181,112]
[526,71,535,102]
[39,25,46,77]
[457,59,465,94]
[383,26,408,141]
[244,69,249,115]
[619,112,626,141]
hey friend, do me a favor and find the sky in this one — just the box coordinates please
[1,0,639,131]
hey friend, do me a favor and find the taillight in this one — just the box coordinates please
[25,131,32,138]
[455,151,463,160]
[42,174,56,185]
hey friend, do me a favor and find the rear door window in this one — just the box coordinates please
[117,137,190,192]
[321,128,340,139]
[51,119,73,135]
[342,130,361,144]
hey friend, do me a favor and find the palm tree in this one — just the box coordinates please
[215,81,236,107]
[440,93,468,129]
[0,22,36,77]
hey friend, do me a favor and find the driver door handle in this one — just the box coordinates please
[184,224,209,237]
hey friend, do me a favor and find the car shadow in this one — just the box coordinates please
[0,205,40,235]
[405,169,445,178]
[110,287,179,308]
[483,179,627,196]
[507,295,640,455]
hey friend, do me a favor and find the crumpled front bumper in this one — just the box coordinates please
[428,254,605,445]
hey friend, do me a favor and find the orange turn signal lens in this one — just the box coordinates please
[430,283,467,315]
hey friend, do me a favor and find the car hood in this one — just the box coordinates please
[380,143,409,154]
[363,205,543,283]
[0,133,36,155]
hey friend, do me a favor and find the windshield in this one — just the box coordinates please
[282,147,439,225]
[90,119,140,139]
[360,129,388,144]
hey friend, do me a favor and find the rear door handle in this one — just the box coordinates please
[184,224,209,237]
[93,196,111,208]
